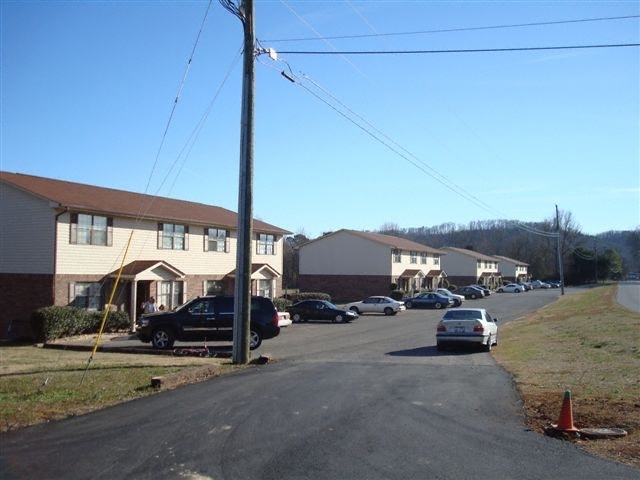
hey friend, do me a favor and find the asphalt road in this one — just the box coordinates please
[1,287,639,480]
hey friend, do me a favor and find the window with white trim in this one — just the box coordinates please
[72,282,102,310]
[257,279,272,298]
[158,281,184,310]
[205,228,228,252]
[392,249,401,263]
[257,233,276,255]
[70,213,112,246]
[420,252,427,264]
[158,223,188,250]
[434,255,440,266]
[410,251,418,264]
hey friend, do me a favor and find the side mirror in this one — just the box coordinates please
[493,318,498,323]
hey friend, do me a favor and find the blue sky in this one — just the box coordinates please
[1,1,638,239]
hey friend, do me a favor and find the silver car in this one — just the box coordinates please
[345,296,406,316]
[436,308,498,352]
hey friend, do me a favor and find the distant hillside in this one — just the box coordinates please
[377,220,639,279]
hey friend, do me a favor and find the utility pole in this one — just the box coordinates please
[232,0,255,364]
[594,239,598,284]
[556,205,565,295]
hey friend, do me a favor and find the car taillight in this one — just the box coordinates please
[272,312,280,327]
[437,322,445,332]
[473,322,484,333]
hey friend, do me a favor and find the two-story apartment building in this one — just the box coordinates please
[439,246,502,289]
[493,255,529,283]
[0,172,289,339]
[298,229,446,301]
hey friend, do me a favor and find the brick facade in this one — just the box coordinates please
[0,273,54,339]
[298,274,392,303]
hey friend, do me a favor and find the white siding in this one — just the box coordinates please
[0,183,55,274]
[390,252,441,276]
[300,231,390,275]
[56,214,284,277]
[440,250,477,276]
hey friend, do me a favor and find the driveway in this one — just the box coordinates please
[1,288,638,479]
[617,281,640,312]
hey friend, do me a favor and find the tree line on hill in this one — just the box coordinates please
[283,210,639,288]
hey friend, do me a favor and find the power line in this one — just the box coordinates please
[263,15,640,43]
[271,43,640,56]
[261,57,559,239]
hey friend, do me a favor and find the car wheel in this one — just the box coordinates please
[350,307,360,315]
[383,307,393,316]
[434,302,443,309]
[455,300,462,307]
[471,293,477,299]
[151,328,174,349]
[292,313,302,323]
[405,301,413,309]
[249,329,262,350]
[483,335,493,352]
[334,314,344,323]
[498,288,504,293]
[515,289,521,293]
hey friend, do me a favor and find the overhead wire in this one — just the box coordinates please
[274,43,640,56]
[260,55,558,238]
[83,1,219,374]
[263,14,640,43]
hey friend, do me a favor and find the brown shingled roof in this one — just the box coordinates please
[441,246,498,262]
[493,255,529,266]
[0,171,289,235]
[312,229,443,254]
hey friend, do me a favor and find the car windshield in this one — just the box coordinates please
[321,300,338,309]
[443,310,483,320]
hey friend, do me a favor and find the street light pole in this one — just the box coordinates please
[232,0,255,364]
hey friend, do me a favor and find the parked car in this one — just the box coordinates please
[345,296,405,315]
[497,283,523,293]
[436,308,498,352]
[518,282,532,291]
[470,284,491,296]
[435,288,465,307]
[404,292,453,309]
[136,295,280,350]
[531,280,551,289]
[286,299,358,323]
[456,286,485,299]
[545,280,561,288]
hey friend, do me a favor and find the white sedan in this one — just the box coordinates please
[436,308,498,352]
[345,296,405,316]
[435,288,465,307]
[497,283,523,293]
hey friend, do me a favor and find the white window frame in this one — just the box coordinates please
[257,233,276,255]
[205,228,229,252]
[158,223,188,250]
[71,282,102,310]
[70,213,112,246]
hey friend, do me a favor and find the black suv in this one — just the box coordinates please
[136,296,280,350]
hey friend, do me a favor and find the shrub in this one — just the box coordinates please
[31,307,130,342]
[273,297,292,311]
[288,292,331,303]
[390,290,405,301]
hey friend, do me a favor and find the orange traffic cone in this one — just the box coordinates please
[552,390,579,432]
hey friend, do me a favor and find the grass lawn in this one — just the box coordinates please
[492,283,640,468]
[0,346,238,432]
